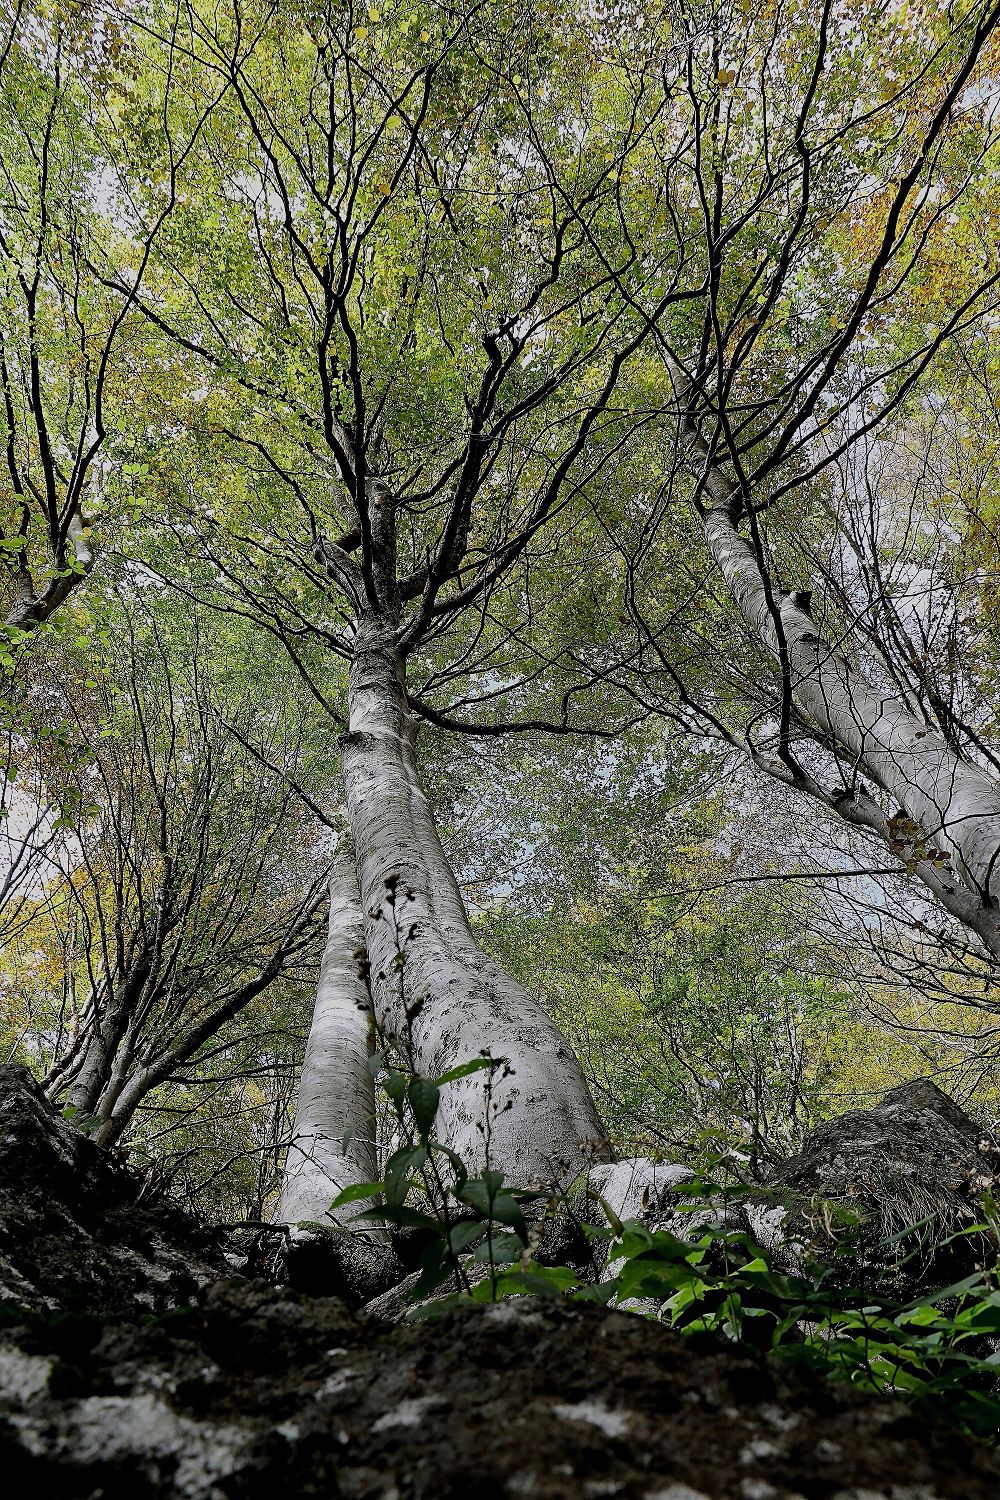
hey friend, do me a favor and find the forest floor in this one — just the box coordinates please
[1,1065,997,1500]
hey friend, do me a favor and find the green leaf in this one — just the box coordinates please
[412,1240,452,1299]
[457,1178,529,1241]
[472,1231,524,1266]
[408,1077,440,1137]
[384,1071,408,1108]
[493,1266,580,1298]
[384,1144,427,1207]
[433,1057,497,1085]
[357,1204,442,1231]
[448,1221,486,1254]
[431,1141,469,1191]
[331,1182,383,1208]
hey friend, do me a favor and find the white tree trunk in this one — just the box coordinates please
[702,502,1000,952]
[340,622,611,1189]
[278,845,380,1227]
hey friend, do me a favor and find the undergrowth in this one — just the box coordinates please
[315,1049,1000,1445]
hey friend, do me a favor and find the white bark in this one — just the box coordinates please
[701,501,1000,953]
[279,846,380,1227]
[340,622,610,1190]
[587,1158,694,1285]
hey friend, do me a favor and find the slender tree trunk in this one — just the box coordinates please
[279,845,380,1226]
[339,619,611,1188]
[64,987,128,1116]
[702,502,1000,955]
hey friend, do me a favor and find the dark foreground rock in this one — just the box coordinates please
[2,1065,1000,1498]
[0,1066,397,1315]
[0,1066,232,1315]
[4,1281,1000,1500]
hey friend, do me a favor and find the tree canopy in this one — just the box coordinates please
[2,0,1000,1220]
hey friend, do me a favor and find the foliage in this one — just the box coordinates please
[4,0,1000,1261]
[337,1053,1000,1443]
[477,853,854,1166]
[331,1048,553,1302]
[598,1184,1000,1445]
[0,582,329,1159]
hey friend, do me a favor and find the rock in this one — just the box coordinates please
[2,1066,1000,1497]
[588,1158,695,1228]
[282,1224,403,1305]
[0,1066,232,1315]
[2,1282,1000,1498]
[763,1078,1000,1286]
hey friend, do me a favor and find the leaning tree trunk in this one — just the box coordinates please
[339,620,611,1189]
[279,845,380,1227]
[60,969,145,1119]
[700,498,1000,957]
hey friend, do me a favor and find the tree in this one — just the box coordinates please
[278,842,379,1226]
[8,0,1000,1231]
[607,0,1000,960]
[107,0,705,1188]
[2,589,326,1146]
[0,3,211,641]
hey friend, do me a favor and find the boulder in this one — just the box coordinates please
[0,1066,232,1315]
[763,1078,1000,1286]
[4,1281,1000,1499]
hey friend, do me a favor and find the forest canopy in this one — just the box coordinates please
[3,0,1000,1226]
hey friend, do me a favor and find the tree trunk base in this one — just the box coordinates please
[280,1226,403,1306]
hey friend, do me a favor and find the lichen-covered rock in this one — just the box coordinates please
[763,1078,1000,1285]
[2,1282,1000,1499]
[0,1065,233,1315]
[2,1066,1000,1497]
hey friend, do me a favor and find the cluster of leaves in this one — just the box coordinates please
[600,1184,1000,1444]
[478,868,856,1169]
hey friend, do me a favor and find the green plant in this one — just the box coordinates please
[569,1171,1000,1443]
[335,1087,1000,1441]
[331,1051,564,1304]
[598,1188,1000,1443]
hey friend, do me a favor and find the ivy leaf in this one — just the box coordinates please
[433,1057,496,1086]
